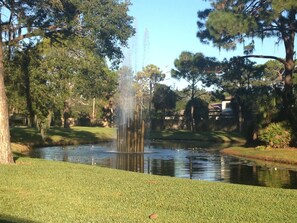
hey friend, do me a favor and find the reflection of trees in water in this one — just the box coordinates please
[116,153,144,173]
[289,172,297,187]
[63,148,68,162]
[229,164,260,186]
[229,163,297,189]
[150,159,175,177]
[257,169,297,189]
[187,156,208,179]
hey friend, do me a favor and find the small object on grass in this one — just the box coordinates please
[149,213,158,219]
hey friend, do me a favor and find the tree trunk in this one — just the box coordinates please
[190,105,194,132]
[282,28,295,123]
[23,49,35,127]
[63,100,71,128]
[149,80,153,120]
[0,38,14,164]
[238,105,243,133]
[92,98,96,120]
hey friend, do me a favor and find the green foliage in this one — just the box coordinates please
[171,51,219,99]
[184,98,209,131]
[135,64,165,117]
[198,0,297,126]
[255,145,266,151]
[71,0,135,64]
[259,123,291,149]
[216,57,283,140]
[1,0,134,62]
[76,112,91,126]
[221,57,264,91]
[206,11,257,48]
[0,0,134,162]
[135,64,165,97]
[152,84,177,112]
[198,0,297,51]
[3,0,134,116]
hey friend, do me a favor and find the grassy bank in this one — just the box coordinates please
[223,146,297,165]
[149,130,245,143]
[10,126,117,150]
[1,157,297,223]
[10,127,297,166]
[10,127,245,151]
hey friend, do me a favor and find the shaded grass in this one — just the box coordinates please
[1,158,297,223]
[10,126,116,148]
[149,129,246,143]
[223,146,297,165]
[10,127,43,145]
[47,127,116,145]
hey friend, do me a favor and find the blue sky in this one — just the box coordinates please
[123,0,288,89]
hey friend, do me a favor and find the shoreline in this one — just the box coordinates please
[10,127,297,167]
[222,147,297,166]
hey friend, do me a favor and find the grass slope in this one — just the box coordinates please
[149,130,245,143]
[223,147,297,165]
[10,126,117,149]
[1,158,297,223]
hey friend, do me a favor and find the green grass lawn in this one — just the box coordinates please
[1,157,297,223]
[223,146,297,165]
[149,129,246,143]
[5,127,297,222]
[10,126,117,149]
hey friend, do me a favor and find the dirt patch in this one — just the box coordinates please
[11,143,31,153]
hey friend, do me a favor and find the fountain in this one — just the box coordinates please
[117,107,145,153]
[116,66,146,155]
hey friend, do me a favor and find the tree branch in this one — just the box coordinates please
[239,55,286,65]
[4,25,68,45]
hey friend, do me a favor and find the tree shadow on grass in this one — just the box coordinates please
[10,127,42,144]
[151,129,245,143]
[46,127,100,145]
[0,215,37,223]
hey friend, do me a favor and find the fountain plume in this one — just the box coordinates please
[116,66,145,153]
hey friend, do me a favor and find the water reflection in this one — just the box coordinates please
[228,163,297,189]
[28,141,297,189]
[115,153,144,172]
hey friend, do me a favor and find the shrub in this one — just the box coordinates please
[255,145,266,151]
[259,123,291,149]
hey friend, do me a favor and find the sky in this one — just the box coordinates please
[123,0,288,89]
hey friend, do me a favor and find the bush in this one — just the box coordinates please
[259,123,291,149]
[76,112,91,126]
[255,145,266,151]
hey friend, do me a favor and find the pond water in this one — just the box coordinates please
[28,141,297,189]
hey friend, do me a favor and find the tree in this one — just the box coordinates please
[0,1,66,164]
[197,0,297,123]
[171,51,218,131]
[135,64,165,119]
[152,84,177,129]
[184,98,209,131]
[0,0,134,164]
[220,57,264,91]
[7,35,119,130]
[171,51,218,100]
[219,57,283,139]
[152,84,177,112]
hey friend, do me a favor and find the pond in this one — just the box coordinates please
[28,141,297,189]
